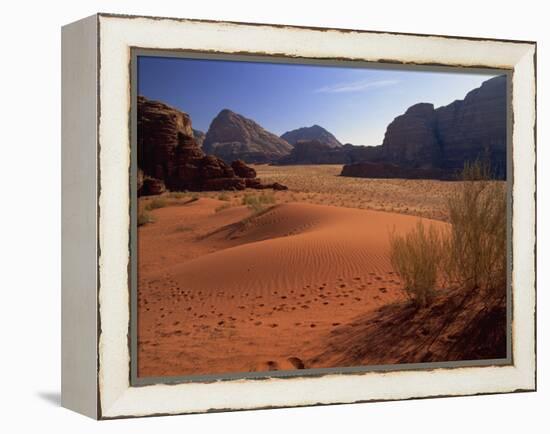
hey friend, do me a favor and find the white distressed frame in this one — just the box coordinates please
[93,14,535,419]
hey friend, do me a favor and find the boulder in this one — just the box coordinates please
[231,159,257,178]
[139,177,166,196]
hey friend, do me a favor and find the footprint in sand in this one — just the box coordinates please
[287,357,305,370]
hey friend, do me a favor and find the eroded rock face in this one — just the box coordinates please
[381,103,441,169]
[203,109,293,163]
[436,75,507,175]
[342,75,507,179]
[281,125,342,148]
[137,96,284,192]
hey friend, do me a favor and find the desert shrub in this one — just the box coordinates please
[215,203,232,213]
[145,198,168,210]
[242,192,276,213]
[218,192,230,201]
[137,210,154,226]
[167,191,187,200]
[442,160,507,291]
[389,221,442,307]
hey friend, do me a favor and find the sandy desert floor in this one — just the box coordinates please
[165,164,483,222]
[137,166,507,378]
[137,184,449,377]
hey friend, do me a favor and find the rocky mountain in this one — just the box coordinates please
[342,75,507,179]
[281,125,342,148]
[192,129,205,147]
[202,109,293,163]
[137,96,286,193]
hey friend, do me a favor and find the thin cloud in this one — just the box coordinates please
[315,79,400,94]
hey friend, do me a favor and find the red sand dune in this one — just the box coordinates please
[137,199,448,377]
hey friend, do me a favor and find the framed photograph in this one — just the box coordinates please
[61,13,536,419]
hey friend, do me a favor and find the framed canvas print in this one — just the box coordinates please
[61,13,536,419]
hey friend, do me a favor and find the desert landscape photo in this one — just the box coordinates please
[135,56,508,378]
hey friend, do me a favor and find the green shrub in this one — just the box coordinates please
[389,221,442,307]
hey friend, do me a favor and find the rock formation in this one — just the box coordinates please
[203,109,293,163]
[137,96,285,193]
[277,140,348,164]
[381,103,441,169]
[192,129,205,147]
[281,125,342,148]
[276,141,384,165]
[231,160,257,178]
[342,75,507,179]
[341,162,452,180]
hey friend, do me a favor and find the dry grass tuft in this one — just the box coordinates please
[137,210,155,226]
[242,192,276,213]
[145,198,168,210]
[389,221,442,307]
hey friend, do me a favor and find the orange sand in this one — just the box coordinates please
[137,198,447,377]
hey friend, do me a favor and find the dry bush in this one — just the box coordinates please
[389,160,507,305]
[145,198,168,210]
[389,221,442,307]
[137,210,154,226]
[218,192,230,201]
[442,161,507,291]
[242,192,276,213]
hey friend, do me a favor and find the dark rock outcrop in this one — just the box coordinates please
[231,160,257,178]
[341,162,453,180]
[137,96,285,192]
[203,109,293,163]
[281,125,342,148]
[381,103,441,169]
[139,177,167,196]
[342,75,507,179]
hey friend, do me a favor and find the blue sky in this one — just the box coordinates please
[138,56,499,146]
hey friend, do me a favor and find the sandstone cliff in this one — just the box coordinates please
[342,75,507,179]
[137,96,284,193]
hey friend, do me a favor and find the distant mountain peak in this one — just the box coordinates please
[203,109,292,164]
[281,125,342,148]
